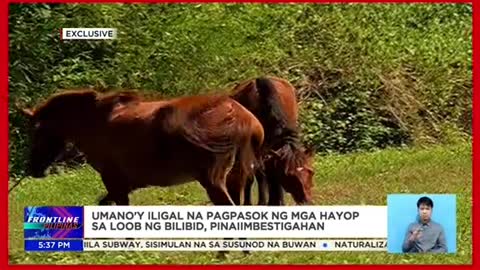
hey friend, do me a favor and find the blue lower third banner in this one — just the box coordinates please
[25,239,84,252]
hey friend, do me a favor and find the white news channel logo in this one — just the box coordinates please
[61,28,117,40]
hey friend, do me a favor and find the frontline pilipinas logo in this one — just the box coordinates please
[24,207,84,239]
[60,28,117,40]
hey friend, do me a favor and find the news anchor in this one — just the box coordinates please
[402,196,447,253]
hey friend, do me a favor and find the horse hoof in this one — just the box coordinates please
[216,251,228,259]
[98,197,112,205]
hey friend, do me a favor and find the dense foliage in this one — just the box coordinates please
[9,3,472,178]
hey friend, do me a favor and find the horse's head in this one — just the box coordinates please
[18,106,65,178]
[268,145,315,205]
[16,90,97,178]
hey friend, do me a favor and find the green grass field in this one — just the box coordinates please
[9,143,472,265]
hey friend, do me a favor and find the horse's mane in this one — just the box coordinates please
[251,77,308,172]
[269,128,308,173]
[96,90,143,107]
[33,89,98,121]
[255,77,293,135]
[31,88,150,121]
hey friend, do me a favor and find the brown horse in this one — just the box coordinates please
[230,76,315,205]
[20,89,264,207]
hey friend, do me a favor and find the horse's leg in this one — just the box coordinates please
[97,169,132,241]
[201,181,234,259]
[227,169,244,206]
[99,189,130,206]
[278,189,285,205]
[265,165,284,206]
[99,194,114,205]
[99,169,131,206]
[203,181,235,205]
[256,170,268,205]
[203,153,237,206]
[261,160,283,205]
[243,175,254,206]
[98,170,116,205]
[227,164,251,256]
[267,180,285,206]
[112,192,130,206]
[199,153,238,259]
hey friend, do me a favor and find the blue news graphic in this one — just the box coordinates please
[387,194,456,254]
[25,239,84,252]
[24,206,84,239]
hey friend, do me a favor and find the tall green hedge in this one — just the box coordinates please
[9,3,472,178]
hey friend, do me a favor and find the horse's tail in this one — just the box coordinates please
[255,77,294,146]
[238,122,264,181]
[232,101,265,179]
[250,117,265,170]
